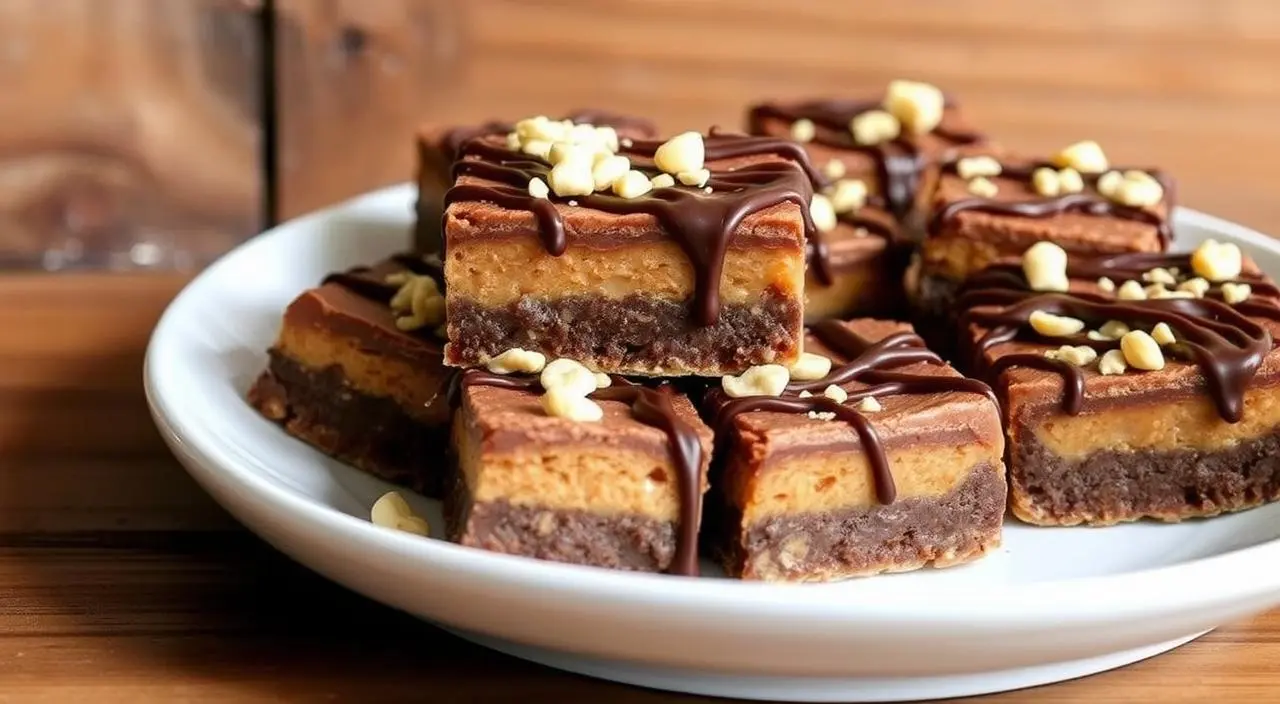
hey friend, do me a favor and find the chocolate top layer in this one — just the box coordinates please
[959,252,1280,423]
[458,371,711,578]
[706,319,999,505]
[444,130,820,327]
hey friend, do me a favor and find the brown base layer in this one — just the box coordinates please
[720,464,1005,582]
[446,292,802,375]
[445,468,676,572]
[248,351,449,498]
[1013,425,1280,526]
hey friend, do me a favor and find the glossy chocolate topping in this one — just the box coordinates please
[932,161,1175,248]
[959,252,1278,422]
[445,131,819,327]
[458,370,704,577]
[710,321,996,505]
[320,253,444,330]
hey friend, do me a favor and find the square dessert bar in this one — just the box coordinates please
[448,370,713,575]
[442,118,822,377]
[248,253,453,496]
[959,241,1280,525]
[705,318,1005,582]
[748,81,990,322]
[413,111,658,254]
[910,142,1174,328]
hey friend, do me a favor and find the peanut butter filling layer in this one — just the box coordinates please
[445,238,803,308]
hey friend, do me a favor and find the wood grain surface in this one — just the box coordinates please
[273,0,1280,234]
[0,529,1272,702]
[0,0,263,270]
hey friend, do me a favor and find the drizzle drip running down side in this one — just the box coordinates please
[445,131,819,327]
[458,370,705,577]
[710,321,997,504]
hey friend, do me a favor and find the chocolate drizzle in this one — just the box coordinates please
[931,161,1175,248]
[458,370,705,577]
[711,321,997,505]
[959,253,1278,422]
[748,99,984,221]
[445,132,819,327]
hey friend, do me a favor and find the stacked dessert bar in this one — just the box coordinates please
[250,78,1280,583]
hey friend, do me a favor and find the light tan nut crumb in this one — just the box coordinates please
[1052,140,1109,173]
[388,274,445,331]
[1117,280,1148,301]
[857,396,883,413]
[1105,170,1163,207]
[1098,320,1131,339]
[791,352,833,381]
[1151,322,1176,346]
[1144,283,1171,298]
[790,118,816,142]
[591,155,630,191]
[798,390,813,398]
[1177,277,1210,297]
[521,139,553,160]
[850,110,901,146]
[1057,168,1085,193]
[823,385,848,403]
[1097,170,1124,198]
[485,348,547,375]
[1029,310,1085,337]
[722,365,790,398]
[1032,167,1060,197]
[807,410,837,421]
[967,176,999,198]
[548,142,593,166]
[1098,349,1128,375]
[809,194,838,233]
[370,491,429,536]
[823,160,847,180]
[548,156,595,197]
[654,131,705,174]
[957,156,1002,180]
[677,169,711,187]
[1121,330,1165,371]
[528,177,550,199]
[1222,282,1252,304]
[612,170,653,199]
[883,79,944,134]
[1143,267,1177,285]
[650,173,676,189]
[594,372,611,389]
[1191,240,1243,281]
[1044,345,1098,366]
[540,358,598,397]
[541,387,604,422]
[1098,276,1116,292]
[829,179,868,213]
[1022,241,1069,292]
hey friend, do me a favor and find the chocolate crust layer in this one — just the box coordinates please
[248,351,449,497]
[720,464,1005,581]
[446,470,676,572]
[446,292,802,375]
[1012,424,1280,526]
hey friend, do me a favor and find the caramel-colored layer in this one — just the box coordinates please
[445,237,803,309]
[730,441,1003,524]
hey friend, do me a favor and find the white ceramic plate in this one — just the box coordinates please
[146,184,1280,702]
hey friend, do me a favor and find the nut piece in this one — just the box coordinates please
[1052,140,1109,174]
[823,159,847,180]
[956,156,1003,180]
[721,364,790,398]
[967,177,999,198]
[1222,282,1252,304]
[1120,330,1165,371]
[790,352,833,381]
[1029,310,1085,337]
[677,169,711,187]
[883,79,944,134]
[1098,349,1128,376]
[594,372,611,389]
[1096,170,1124,198]
[790,118,816,142]
[809,194,838,233]
[1143,267,1177,286]
[541,387,604,422]
[1032,167,1061,197]
[807,411,836,421]
[548,142,593,166]
[850,110,901,146]
[591,155,631,191]
[540,358,598,397]
[612,170,654,199]
[485,347,547,375]
[387,273,445,331]
[528,177,550,199]
[857,396,883,413]
[1191,240,1243,282]
[1057,168,1085,194]
[1022,241,1069,292]
[548,156,595,197]
[1044,345,1098,366]
[1117,280,1148,301]
[823,385,848,403]
[1098,276,1116,292]
[650,173,676,189]
[1098,319,1131,339]
[1151,322,1176,346]
[829,179,868,213]
[654,131,705,174]
[370,491,429,536]
[1177,277,1210,297]
[1112,170,1164,207]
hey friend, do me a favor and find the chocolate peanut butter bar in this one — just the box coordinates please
[442,117,821,376]
[705,319,1005,582]
[248,253,452,496]
[448,366,713,575]
[959,241,1280,525]
[910,143,1174,337]
[748,81,989,321]
[414,111,657,253]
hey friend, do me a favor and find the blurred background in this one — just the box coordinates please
[1,0,1278,528]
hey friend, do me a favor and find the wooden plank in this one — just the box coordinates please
[273,0,1280,232]
[0,0,263,270]
[0,534,1273,701]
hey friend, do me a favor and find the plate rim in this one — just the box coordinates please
[145,183,1280,629]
